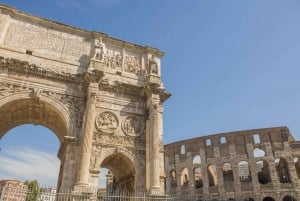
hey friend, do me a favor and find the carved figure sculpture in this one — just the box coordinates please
[148,55,158,75]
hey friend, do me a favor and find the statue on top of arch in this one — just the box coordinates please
[93,37,106,62]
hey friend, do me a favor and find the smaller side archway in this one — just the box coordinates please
[100,152,136,193]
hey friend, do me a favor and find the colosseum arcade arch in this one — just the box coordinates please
[0,5,170,194]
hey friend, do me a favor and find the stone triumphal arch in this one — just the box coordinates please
[0,5,170,194]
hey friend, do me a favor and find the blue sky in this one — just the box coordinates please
[1,0,300,186]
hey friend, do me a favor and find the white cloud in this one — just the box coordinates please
[0,146,109,188]
[0,146,60,186]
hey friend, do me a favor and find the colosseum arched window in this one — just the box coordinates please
[170,169,177,187]
[223,162,234,183]
[253,133,260,144]
[243,198,255,201]
[256,160,271,184]
[194,167,203,189]
[253,148,265,158]
[181,167,189,185]
[206,138,212,146]
[193,155,201,165]
[207,164,218,186]
[220,136,226,144]
[238,161,252,182]
[181,144,186,154]
[283,195,297,201]
[275,158,291,183]
[263,197,275,201]
[294,157,300,179]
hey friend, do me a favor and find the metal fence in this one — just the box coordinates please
[5,185,296,201]
[0,185,208,201]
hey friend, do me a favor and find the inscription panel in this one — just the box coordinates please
[4,20,91,60]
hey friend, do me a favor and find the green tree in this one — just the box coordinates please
[24,180,40,201]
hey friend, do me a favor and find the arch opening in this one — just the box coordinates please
[0,124,60,186]
[256,160,271,185]
[283,195,297,201]
[100,152,135,194]
[207,164,217,187]
[223,162,234,183]
[275,158,291,183]
[181,167,189,186]
[170,169,177,187]
[0,98,69,142]
[194,167,203,189]
[263,197,275,201]
[238,161,252,182]
[294,157,300,179]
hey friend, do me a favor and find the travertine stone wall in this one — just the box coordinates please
[165,127,300,201]
[0,4,170,194]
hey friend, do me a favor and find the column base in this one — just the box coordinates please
[72,186,97,201]
[150,186,163,195]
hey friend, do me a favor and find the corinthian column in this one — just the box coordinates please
[75,87,97,186]
[148,94,162,194]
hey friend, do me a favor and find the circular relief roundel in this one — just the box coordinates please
[122,116,144,136]
[95,111,118,133]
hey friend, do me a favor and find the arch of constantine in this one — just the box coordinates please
[0,4,170,194]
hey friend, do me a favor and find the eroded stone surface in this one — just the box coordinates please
[165,127,300,200]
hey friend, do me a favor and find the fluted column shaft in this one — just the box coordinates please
[75,89,97,186]
[148,94,162,194]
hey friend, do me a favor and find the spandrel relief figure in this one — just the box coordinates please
[90,145,101,171]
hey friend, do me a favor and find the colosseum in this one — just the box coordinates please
[164,126,300,201]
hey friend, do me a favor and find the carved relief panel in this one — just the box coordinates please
[93,109,146,151]
[122,115,145,137]
[95,111,119,133]
[124,53,141,75]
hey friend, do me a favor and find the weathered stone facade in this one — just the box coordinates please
[0,4,170,194]
[165,127,300,201]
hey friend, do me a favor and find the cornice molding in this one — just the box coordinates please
[0,57,104,85]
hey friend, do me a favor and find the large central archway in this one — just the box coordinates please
[0,97,68,142]
[0,95,73,190]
